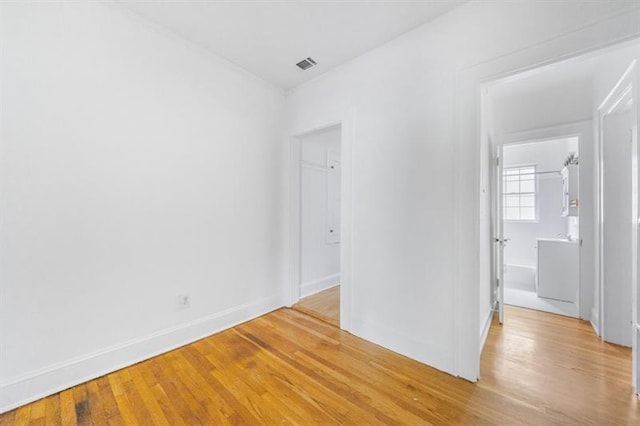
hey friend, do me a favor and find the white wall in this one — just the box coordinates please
[503,139,574,269]
[602,110,634,347]
[0,1,285,411]
[300,127,341,297]
[286,1,640,379]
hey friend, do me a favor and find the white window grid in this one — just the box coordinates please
[503,166,537,221]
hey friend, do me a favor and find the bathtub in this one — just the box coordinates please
[504,264,536,292]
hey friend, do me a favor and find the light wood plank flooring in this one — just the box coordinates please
[0,305,637,425]
[292,285,340,327]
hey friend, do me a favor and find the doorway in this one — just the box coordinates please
[483,42,639,391]
[500,137,581,318]
[290,125,342,326]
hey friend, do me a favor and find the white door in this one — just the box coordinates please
[495,145,505,324]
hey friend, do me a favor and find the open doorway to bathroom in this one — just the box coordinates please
[291,125,342,326]
[501,137,580,318]
[481,40,639,392]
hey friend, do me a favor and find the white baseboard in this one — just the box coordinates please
[479,307,494,355]
[300,273,340,298]
[0,295,284,414]
[350,314,455,377]
[590,305,600,336]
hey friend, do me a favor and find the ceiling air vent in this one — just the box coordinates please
[296,57,317,71]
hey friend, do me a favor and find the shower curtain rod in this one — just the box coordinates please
[505,170,562,177]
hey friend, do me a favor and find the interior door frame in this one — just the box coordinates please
[287,114,354,332]
[634,55,640,394]
[595,59,639,390]
[494,144,504,324]
[596,60,637,345]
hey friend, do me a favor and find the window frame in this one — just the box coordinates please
[503,164,539,223]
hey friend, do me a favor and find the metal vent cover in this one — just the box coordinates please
[296,57,317,70]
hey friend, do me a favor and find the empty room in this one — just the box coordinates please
[1,1,640,424]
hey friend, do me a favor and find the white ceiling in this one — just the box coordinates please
[488,44,638,135]
[118,0,466,90]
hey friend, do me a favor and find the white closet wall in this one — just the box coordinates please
[300,126,341,297]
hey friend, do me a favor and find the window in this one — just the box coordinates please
[503,166,537,221]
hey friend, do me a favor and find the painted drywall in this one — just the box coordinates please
[0,1,285,411]
[300,127,341,297]
[286,1,640,378]
[503,139,575,269]
[602,110,634,347]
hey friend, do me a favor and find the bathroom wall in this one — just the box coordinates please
[503,139,576,275]
[300,126,341,297]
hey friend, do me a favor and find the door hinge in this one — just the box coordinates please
[496,157,500,166]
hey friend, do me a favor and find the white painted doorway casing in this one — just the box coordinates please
[455,10,640,381]
[495,144,505,324]
[287,113,354,332]
[596,59,639,389]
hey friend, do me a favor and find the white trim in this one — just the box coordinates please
[479,306,494,358]
[591,305,600,336]
[300,274,340,298]
[0,295,283,414]
[634,40,640,395]
[596,60,637,344]
[597,59,637,111]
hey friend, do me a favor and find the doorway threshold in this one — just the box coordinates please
[292,285,340,327]
[504,287,578,318]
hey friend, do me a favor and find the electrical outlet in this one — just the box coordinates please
[177,294,191,309]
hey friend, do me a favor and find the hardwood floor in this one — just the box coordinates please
[1,305,637,425]
[292,285,340,327]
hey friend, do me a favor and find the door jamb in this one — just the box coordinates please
[595,60,638,344]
